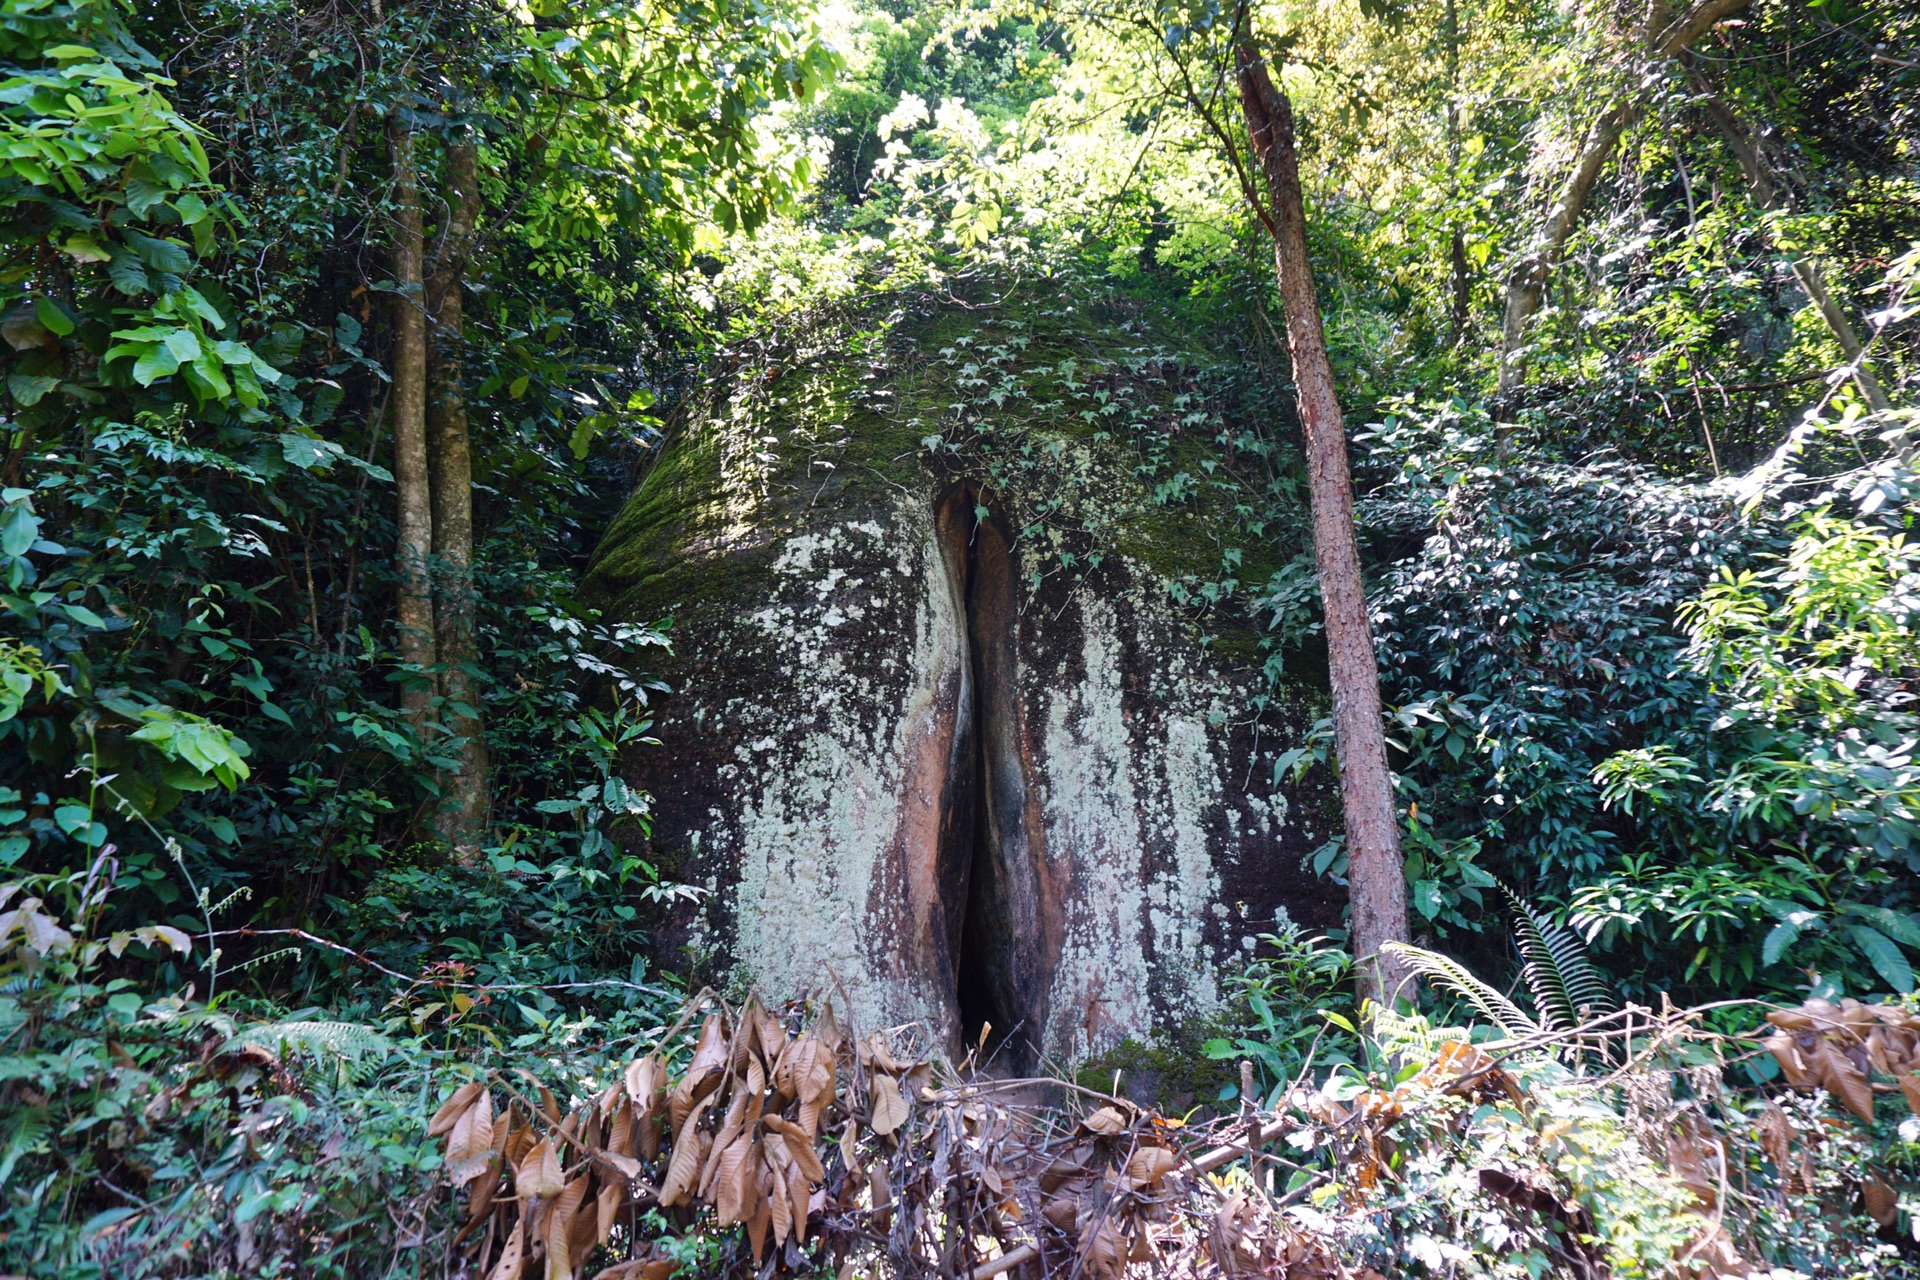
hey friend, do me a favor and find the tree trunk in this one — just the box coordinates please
[1234,47,1413,1005]
[1495,0,1751,392]
[387,115,436,736]
[426,136,489,847]
[1496,100,1634,392]
[1693,87,1892,413]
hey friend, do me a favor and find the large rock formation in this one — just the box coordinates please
[581,284,1339,1066]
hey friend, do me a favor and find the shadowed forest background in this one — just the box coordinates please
[2,0,1919,1275]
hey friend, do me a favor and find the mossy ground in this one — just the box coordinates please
[1075,1022,1240,1119]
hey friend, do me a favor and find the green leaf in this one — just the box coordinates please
[1844,905,1920,949]
[61,235,111,263]
[131,344,180,384]
[280,432,344,470]
[126,231,191,275]
[163,329,201,363]
[1762,918,1805,966]
[106,250,148,295]
[177,287,224,328]
[1849,925,1915,994]
[35,298,73,337]
[7,374,58,407]
[0,500,39,558]
[1412,878,1443,920]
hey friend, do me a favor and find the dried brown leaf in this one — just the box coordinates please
[1125,1145,1177,1189]
[429,1082,484,1138]
[768,1148,792,1244]
[869,1072,909,1137]
[762,1115,825,1183]
[861,1033,911,1076]
[699,1121,743,1199]
[1081,1106,1127,1136]
[748,1165,774,1262]
[447,1089,496,1187]
[757,1004,789,1067]
[838,1118,861,1177]
[1043,1195,1080,1233]
[625,1054,664,1112]
[1079,1216,1126,1280]
[1039,1157,1087,1194]
[544,1175,588,1280]
[1865,1177,1899,1226]
[597,1151,642,1181]
[686,1014,729,1101]
[1764,1032,1811,1088]
[658,1095,714,1207]
[786,1147,810,1245]
[595,1180,622,1247]
[518,1138,565,1201]
[728,999,760,1079]
[485,1218,527,1280]
[1813,1040,1875,1122]
[1758,1106,1792,1183]
[713,1134,755,1225]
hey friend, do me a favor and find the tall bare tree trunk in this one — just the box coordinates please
[1496,101,1634,391]
[426,136,489,847]
[1235,47,1412,1005]
[388,116,436,736]
[1445,0,1472,348]
[1691,86,1892,413]
[1496,0,1750,392]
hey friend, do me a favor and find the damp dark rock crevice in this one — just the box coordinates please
[935,486,1053,1071]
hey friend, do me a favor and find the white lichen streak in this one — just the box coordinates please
[725,499,959,1037]
[1039,592,1154,1058]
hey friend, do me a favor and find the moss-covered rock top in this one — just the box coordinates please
[582,275,1304,664]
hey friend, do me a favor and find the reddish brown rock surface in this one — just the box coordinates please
[581,292,1340,1064]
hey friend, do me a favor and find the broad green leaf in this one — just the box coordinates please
[61,235,111,263]
[132,343,180,383]
[1761,918,1804,966]
[0,501,39,559]
[35,298,73,337]
[1849,925,1915,994]
[7,374,58,407]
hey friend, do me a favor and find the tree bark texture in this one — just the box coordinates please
[426,136,489,846]
[1234,46,1413,1005]
[387,116,436,734]
[1496,0,1751,392]
[1693,87,1892,413]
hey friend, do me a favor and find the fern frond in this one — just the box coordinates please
[1381,942,1540,1038]
[1503,888,1615,1031]
[0,1101,47,1191]
[230,1020,394,1064]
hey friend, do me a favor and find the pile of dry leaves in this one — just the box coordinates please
[426,993,1917,1280]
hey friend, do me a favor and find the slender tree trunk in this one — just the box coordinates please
[426,136,489,847]
[388,115,436,735]
[1693,87,1892,412]
[1495,0,1750,392]
[1496,100,1634,392]
[1235,47,1413,1005]
[1445,0,1472,348]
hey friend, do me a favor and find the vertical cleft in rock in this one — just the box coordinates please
[935,487,1051,1070]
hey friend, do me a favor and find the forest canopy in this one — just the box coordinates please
[2,0,1919,1275]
